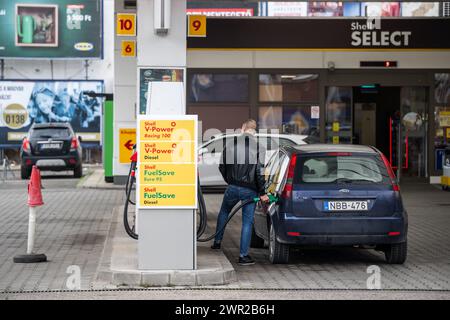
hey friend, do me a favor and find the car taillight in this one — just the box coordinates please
[70,137,79,150]
[22,138,30,153]
[380,152,400,192]
[281,154,297,199]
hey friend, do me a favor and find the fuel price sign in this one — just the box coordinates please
[137,115,198,209]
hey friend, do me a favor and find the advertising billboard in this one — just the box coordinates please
[266,2,307,17]
[0,0,103,59]
[308,2,343,17]
[401,2,439,17]
[0,80,103,147]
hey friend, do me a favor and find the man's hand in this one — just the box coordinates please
[260,194,270,203]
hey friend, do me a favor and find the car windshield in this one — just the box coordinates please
[294,154,391,184]
[31,128,71,139]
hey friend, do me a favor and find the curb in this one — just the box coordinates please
[94,206,237,288]
[77,168,123,190]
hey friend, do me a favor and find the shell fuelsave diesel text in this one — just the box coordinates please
[143,187,176,199]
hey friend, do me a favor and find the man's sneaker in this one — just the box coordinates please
[211,242,221,250]
[238,255,255,266]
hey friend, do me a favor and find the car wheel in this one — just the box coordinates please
[74,164,83,178]
[384,241,407,264]
[268,224,290,264]
[250,224,265,248]
[21,165,31,180]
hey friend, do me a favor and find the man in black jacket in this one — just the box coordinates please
[212,119,269,266]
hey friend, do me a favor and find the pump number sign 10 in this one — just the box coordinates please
[136,115,198,209]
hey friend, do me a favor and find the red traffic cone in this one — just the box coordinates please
[28,166,43,207]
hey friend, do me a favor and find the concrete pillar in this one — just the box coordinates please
[113,0,137,184]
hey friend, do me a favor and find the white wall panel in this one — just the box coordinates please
[187,50,450,69]
[137,0,186,67]
[187,50,253,68]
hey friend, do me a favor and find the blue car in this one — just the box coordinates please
[252,144,408,264]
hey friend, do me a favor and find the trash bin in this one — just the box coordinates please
[442,147,450,191]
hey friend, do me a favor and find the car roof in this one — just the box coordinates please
[31,123,72,129]
[284,144,378,155]
[207,133,308,142]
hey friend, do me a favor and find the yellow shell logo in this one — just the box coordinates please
[74,42,94,51]
[2,104,28,129]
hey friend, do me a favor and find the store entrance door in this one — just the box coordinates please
[353,86,401,162]
[326,85,428,179]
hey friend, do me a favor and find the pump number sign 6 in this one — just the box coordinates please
[121,40,136,57]
[188,15,206,37]
[136,115,198,209]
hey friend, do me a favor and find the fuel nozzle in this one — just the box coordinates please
[253,193,279,204]
[267,193,279,203]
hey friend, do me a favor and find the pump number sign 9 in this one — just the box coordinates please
[188,15,206,37]
[136,115,198,209]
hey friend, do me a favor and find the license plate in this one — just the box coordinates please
[324,200,369,211]
[41,143,61,149]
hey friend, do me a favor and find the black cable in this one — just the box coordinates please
[196,178,207,237]
[197,198,255,242]
[125,162,136,205]
[123,174,138,239]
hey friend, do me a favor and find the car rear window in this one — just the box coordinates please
[294,154,391,184]
[31,128,71,139]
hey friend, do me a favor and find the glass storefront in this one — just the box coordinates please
[187,69,449,177]
[259,74,319,102]
[324,85,429,177]
[258,106,320,137]
[400,87,428,177]
[258,74,320,138]
[435,73,450,104]
[188,73,249,103]
[434,73,450,172]
[325,87,352,144]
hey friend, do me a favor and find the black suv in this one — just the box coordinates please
[20,123,83,179]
